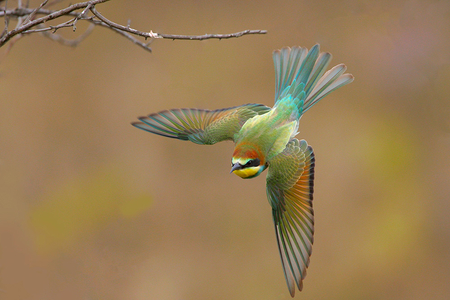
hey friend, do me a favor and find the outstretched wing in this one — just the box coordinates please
[273,44,354,113]
[266,139,315,297]
[132,103,270,145]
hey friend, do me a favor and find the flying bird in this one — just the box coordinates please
[132,44,353,296]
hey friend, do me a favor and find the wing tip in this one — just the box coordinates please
[131,121,147,128]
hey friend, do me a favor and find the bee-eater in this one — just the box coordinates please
[132,44,353,296]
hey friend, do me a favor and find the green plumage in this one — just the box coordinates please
[267,138,315,294]
[133,104,270,145]
[235,97,301,161]
[132,44,353,297]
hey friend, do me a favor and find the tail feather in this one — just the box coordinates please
[304,52,331,95]
[303,64,354,113]
[274,47,307,102]
[273,44,354,115]
[294,45,319,88]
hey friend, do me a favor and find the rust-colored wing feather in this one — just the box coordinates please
[266,138,315,297]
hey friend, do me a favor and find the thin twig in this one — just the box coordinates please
[1,0,8,39]
[90,7,267,41]
[22,0,48,25]
[90,6,155,39]
[40,22,94,46]
[0,0,110,46]
[87,15,154,52]
[158,30,268,40]
[19,12,153,52]
[72,2,91,31]
[22,19,75,34]
[0,0,267,52]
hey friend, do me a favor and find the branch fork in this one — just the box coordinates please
[0,0,267,52]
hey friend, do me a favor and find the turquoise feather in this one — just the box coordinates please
[273,44,353,114]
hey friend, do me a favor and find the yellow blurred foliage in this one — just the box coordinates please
[356,116,426,272]
[29,167,152,254]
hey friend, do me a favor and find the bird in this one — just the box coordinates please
[132,44,353,297]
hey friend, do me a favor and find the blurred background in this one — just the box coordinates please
[1,0,450,299]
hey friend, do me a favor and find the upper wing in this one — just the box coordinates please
[132,103,270,145]
[273,44,354,113]
[266,139,315,297]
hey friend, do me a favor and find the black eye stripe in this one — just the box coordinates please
[245,158,260,167]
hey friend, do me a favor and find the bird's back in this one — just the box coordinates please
[235,96,300,162]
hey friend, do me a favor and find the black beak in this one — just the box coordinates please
[230,162,242,173]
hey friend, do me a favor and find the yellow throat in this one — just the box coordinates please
[232,166,261,178]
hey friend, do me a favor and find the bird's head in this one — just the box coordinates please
[230,144,267,179]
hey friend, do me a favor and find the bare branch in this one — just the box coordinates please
[22,0,48,25]
[72,2,91,31]
[89,6,154,39]
[157,30,268,40]
[0,0,110,46]
[0,0,267,52]
[1,0,8,39]
[39,23,94,47]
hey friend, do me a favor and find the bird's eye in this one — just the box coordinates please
[245,158,260,167]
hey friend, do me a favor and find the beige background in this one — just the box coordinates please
[1,0,450,299]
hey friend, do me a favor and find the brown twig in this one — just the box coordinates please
[157,30,268,40]
[89,6,155,39]
[0,0,110,46]
[1,0,8,38]
[0,0,267,52]
[21,0,48,25]
[39,23,94,46]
